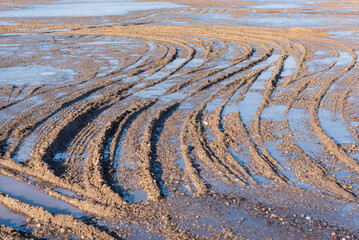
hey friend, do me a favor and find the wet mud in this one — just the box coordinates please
[0,0,359,239]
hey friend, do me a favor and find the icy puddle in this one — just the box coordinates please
[0,0,185,18]
[319,109,357,144]
[0,65,75,86]
[238,92,262,124]
[0,174,84,218]
[249,3,302,9]
[281,56,296,77]
[0,204,26,229]
[261,104,287,121]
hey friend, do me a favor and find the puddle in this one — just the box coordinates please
[222,101,240,116]
[337,51,353,66]
[0,65,75,86]
[205,98,225,113]
[249,3,301,9]
[240,15,345,28]
[53,187,78,198]
[328,30,359,38]
[250,66,276,90]
[13,134,39,163]
[0,204,26,229]
[0,20,18,25]
[164,58,187,71]
[315,50,353,67]
[187,58,204,67]
[261,104,286,121]
[159,92,187,104]
[0,111,15,124]
[319,108,357,144]
[281,55,296,77]
[0,0,185,18]
[123,189,148,204]
[0,174,84,218]
[176,158,186,172]
[226,147,266,186]
[132,81,174,99]
[238,91,263,125]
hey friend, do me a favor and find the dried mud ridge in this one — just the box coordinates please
[0,22,358,239]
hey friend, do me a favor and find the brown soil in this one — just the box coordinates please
[0,0,359,239]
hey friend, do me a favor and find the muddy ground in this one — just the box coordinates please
[0,0,359,239]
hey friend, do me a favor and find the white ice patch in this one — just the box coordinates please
[0,65,75,86]
[0,0,185,18]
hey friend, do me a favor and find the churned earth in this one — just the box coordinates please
[0,0,359,239]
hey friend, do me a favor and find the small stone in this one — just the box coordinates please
[26,218,32,223]
[306,216,311,221]
[238,218,245,224]
[196,215,200,219]
[60,228,66,233]
[36,223,41,228]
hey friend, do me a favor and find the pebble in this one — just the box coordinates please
[306,216,311,221]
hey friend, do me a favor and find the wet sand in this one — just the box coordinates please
[0,0,359,239]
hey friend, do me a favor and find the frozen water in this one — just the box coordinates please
[238,92,262,124]
[53,187,78,197]
[0,204,26,229]
[261,104,287,121]
[319,108,357,144]
[0,65,75,86]
[123,189,148,204]
[0,20,17,25]
[0,0,185,18]
[240,16,346,28]
[0,174,85,217]
[281,56,296,77]
[249,3,301,9]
